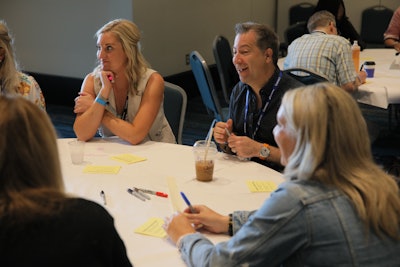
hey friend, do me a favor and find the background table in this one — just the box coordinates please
[58,138,284,267]
[357,48,400,109]
[278,48,400,109]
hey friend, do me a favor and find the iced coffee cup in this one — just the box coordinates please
[193,140,218,182]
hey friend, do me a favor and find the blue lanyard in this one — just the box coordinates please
[244,71,282,139]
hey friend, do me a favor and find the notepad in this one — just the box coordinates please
[111,153,147,164]
[134,217,166,238]
[82,165,121,174]
[246,180,277,192]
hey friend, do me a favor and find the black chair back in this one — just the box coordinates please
[289,2,315,25]
[361,6,393,48]
[284,68,328,85]
[213,35,239,104]
[285,21,308,46]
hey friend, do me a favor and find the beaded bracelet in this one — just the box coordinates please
[95,95,108,107]
[228,213,233,236]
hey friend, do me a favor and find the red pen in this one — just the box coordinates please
[136,188,168,198]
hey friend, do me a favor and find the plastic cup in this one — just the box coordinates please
[193,140,218,182]
[68,140,85,164]
[362,61,375,78]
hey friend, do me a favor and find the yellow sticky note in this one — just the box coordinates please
[111,153,147,164]
[246,180,277,192]
[134,217,166,238]
[83,165,121,174]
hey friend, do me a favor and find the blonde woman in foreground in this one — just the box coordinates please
[164,83,400,266]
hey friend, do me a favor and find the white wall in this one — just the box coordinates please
[0,0,132,78]
[1,0,399,78]
[131,0,275,76]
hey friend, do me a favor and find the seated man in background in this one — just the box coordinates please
[284,11,366,93]
[213,22,303,172]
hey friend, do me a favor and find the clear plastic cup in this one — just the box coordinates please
[193,140,218,182]
[68,139,85,164]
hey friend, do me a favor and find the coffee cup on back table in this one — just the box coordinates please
[193,140,218,182]
[362,61,375,78]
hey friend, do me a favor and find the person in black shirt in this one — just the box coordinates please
[213,22,303,171]
[313,0,366,50]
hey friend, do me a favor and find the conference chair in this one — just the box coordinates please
[285,21,308,47]
[283,68,328,85]
[164,81,187,144]
[213,35,239,104]
[289,2,315,25]
[189,50,229,122]
[361,5,393,48]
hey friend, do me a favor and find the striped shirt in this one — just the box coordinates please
[283,31,357,86]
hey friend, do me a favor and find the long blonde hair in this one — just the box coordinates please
[94,19,150,94]
[0,20,21,94]
[0,96,65,222]
[281,83,400,239]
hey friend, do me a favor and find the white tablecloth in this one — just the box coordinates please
[278,48,400,109]
[356,48,400,109]
[58,138,284,266]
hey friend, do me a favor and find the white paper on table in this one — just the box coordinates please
[166,176,184,212]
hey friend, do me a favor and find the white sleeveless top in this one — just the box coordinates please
[94,68,176,144]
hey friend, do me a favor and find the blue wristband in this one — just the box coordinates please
[95,95,108,106]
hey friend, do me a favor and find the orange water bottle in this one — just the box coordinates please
[352,40,360,72]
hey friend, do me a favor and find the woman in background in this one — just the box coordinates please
[164,83,400,266]
[0,20,45,110]
[313,0,366,50]
[73,19,175,144]
[0,95,132,267]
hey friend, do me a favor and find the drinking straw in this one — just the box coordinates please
[204,119,216,160]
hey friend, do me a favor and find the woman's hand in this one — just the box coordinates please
[163,212,196,245]
[74,92,95,114]
[184,205,230,234]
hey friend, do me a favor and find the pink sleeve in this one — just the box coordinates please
[384,7,400,40]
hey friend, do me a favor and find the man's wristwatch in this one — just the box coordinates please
[259,143,270,160]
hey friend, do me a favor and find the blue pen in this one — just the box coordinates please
[180,192,197,213]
